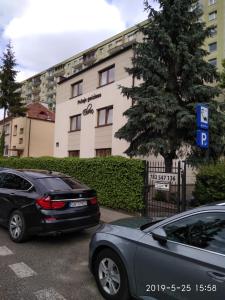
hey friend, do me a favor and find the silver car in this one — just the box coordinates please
[89,203,225,300]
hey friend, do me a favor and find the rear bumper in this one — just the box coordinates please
[42,212,100,233]
[26,209,100,235]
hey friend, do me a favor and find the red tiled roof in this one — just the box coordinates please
[26,103,55,122]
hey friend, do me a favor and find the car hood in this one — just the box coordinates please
[110,217,153,229]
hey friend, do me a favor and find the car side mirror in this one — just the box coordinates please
[151,227,167,245]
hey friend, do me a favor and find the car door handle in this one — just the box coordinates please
[207,271,225,282]
[10,193,15,195]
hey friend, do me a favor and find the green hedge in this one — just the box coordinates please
[0,156,145,212]
[194,162,225,205]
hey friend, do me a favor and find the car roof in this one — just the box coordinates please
[0,168,69,179]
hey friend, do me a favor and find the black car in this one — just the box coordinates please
[0,169,100,242]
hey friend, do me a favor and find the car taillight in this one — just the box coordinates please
[36,196,65,209]
[90,196,98,205]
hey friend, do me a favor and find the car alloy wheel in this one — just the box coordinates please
[98,257,121,295]
[94,249,130,300]
[9,211,27,243]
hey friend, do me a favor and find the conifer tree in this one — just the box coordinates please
[115,0,225,171]
[0,42,26,155]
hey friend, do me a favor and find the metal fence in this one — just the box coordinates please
[144,160,195,218]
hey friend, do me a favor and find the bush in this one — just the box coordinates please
[0,156,145,213]
[194,162,225,205]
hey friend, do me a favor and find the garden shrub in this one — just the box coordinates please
[0,156,145,213]
[194,162,225,205]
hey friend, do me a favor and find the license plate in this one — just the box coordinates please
[69,200,87,208]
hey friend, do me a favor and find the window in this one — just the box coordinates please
[70,114,81,131]
[71,81,83,97]
[209,0,216,5]
[0,173,32,190]
[97,106,113,126]
[96,148,111,157]
[209,42,217,52]
[20,128,24,135]
[208,26,217,37]
[19,138,23,144]
[99,66,115,86]
[163,212,225,255]
[68,150,80,157]
[36,177,84,191]
[4,145,8,156]
[13,125,17,136]
[4,124,10,135]
[208,58,217,66]
[209,11,217,21]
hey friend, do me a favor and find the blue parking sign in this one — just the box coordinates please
[197,130,209,149]
[196,104,209,130]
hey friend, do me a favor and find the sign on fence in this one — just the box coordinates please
[149,172,178,185]
[155,181,170,191]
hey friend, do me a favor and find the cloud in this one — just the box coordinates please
[2,0,153,81]
[4,0,125,38]
[0,0,28,26]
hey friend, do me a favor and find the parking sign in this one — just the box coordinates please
[196,130,209,149]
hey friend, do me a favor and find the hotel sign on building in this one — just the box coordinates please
[54,25,142,158]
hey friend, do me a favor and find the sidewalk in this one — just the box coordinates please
[100,206,133,223]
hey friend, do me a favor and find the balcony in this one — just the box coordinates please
[108,40,136,55]
[32,77,41,87]
[83,51,96,66]
[32,86,41,95]
[54,68,65,76]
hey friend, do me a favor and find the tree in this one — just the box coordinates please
[0,42,26,155]
[115,0,225,171]
[219,59,225,89]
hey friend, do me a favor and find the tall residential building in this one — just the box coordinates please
[20,21,146,111]
[200,0,225,70]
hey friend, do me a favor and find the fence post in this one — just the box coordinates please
[177,161,181,213]
[142,160,149,217]
[181,161,187,212]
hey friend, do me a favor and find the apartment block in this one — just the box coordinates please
[0,103,55,157]
[200,0,225,70]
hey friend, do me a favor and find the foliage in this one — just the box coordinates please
[194,162,225,204]
[0,156,146,212]
[0,42,26,117]
[219,59,225,89]
[115,0,225,171]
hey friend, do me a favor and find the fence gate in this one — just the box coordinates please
[144,161,187,218]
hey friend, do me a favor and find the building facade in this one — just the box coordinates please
[0,103,55,157]
[200,0,225,70]
[54,23,144,158]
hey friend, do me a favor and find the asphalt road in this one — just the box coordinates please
[0,225,104,300]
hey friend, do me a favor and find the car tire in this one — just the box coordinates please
[8,210,28,243]
[93,248,130,300]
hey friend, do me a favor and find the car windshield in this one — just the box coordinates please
[36,176,86,191]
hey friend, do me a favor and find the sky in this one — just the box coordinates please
[0,0,159,83]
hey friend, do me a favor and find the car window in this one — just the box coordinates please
[36,177,85,191]
[0,173,32,190]
[163,212,225,255]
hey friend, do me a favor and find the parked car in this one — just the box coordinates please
[89,204,225,300]
[0,169,100,242]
